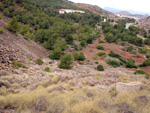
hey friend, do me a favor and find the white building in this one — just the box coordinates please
[59,9,85,14]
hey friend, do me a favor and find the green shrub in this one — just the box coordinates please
[126,45,137,54]
[35,58,43,65]
[80,40,86,47]
[59,53,74,69]
[11,61,26,68]
[139,59,150,67]
[97,52,107,59]
[79,61,84,65]
[97,65,104,71]
[6,16,19,33]
[49,46,62,60]
[0,27,4,34]
[89,49,93,52]
[134,70,149,79]
[73,52,79,61]
[107,60,120,68]
[108,51,126,63]
[78,52,86,61]
[86,37,93,44]
[99,40,105,43]
[73,52,86,61]
[138,48,147,54]
[96,45,105,50]
[0,14,2,20]
[44,67,50,72]
[125,59,137,68]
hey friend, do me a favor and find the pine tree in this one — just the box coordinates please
[59,53,74,69]
[6,16,19,33]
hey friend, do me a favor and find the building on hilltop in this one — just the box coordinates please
[59,9,85,14]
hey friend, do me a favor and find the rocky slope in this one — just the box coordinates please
[0,17,49,72]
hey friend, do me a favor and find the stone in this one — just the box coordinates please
[116,82,142,92]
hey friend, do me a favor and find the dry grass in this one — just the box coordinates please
[0,83,150,112]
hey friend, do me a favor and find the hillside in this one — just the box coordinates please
[0,16,49,72]
[0,0,150,113]
[74,3,119,21]
[140,16,150,25]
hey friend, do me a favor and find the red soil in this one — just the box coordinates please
[81,37,150,74]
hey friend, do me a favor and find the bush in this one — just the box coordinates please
[73,52,86,61]
[108,51,126,63]
[80,40,86,47]
[96,45,105,50]
[99,40,105,43]
[0,27,4,34]
[126,45,136,54]
[139,59,150,67]
[59,53,74,69]
[49,46,62,60]
[107,60,120,68]
[97,52,107,59]
[11,61,26,68]
[125,59,137,68]
[134,70,149,79]
[36,58,43,65]
[78,52,86,61]
[65,34,73,44]
[86,37,93,44]
[44,67,50,72]
[73,52,79,61]
[97,65,104,71]
[138,48,147,54]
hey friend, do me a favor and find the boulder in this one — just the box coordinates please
[116,82,142,92]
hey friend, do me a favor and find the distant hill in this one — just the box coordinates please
[73,3,119,21]
[116,11,131,15]
[104,7,150,15]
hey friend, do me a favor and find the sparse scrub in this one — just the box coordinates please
[11,83,20,89]
[108,50,126,63]
[0,70,10,76]
[44,67,50,72]
[0,86,7,96]
[51,76,59,84]
[1,76,10,81]
[97,52,107,59]
[11,61,26,68]
[35,58,43,65]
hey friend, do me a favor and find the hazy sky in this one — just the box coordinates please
[70,0,150,13]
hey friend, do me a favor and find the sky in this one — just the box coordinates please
[70,0,150,14]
